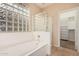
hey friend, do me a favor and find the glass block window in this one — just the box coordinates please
[0,3,29,32]
[33,13,48,31]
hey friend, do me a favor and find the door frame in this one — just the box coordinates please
[58,7,79,51]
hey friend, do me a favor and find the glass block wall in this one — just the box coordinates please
[0,3,29,32]
[32,13,48,32]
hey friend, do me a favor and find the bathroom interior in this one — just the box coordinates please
[1,3,79,56]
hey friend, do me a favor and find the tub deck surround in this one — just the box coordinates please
[0,32,51,56]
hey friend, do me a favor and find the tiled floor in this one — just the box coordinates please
[60,39,75,50]
[51,46,79,56]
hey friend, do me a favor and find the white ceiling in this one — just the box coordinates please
[34,3,52,8]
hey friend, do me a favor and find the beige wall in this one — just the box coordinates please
[42,3,79,47]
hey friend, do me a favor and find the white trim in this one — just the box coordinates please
[58,13,61,47]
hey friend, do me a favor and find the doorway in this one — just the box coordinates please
[59,10,76,51]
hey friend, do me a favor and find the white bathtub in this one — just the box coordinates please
[0,32,51,56]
